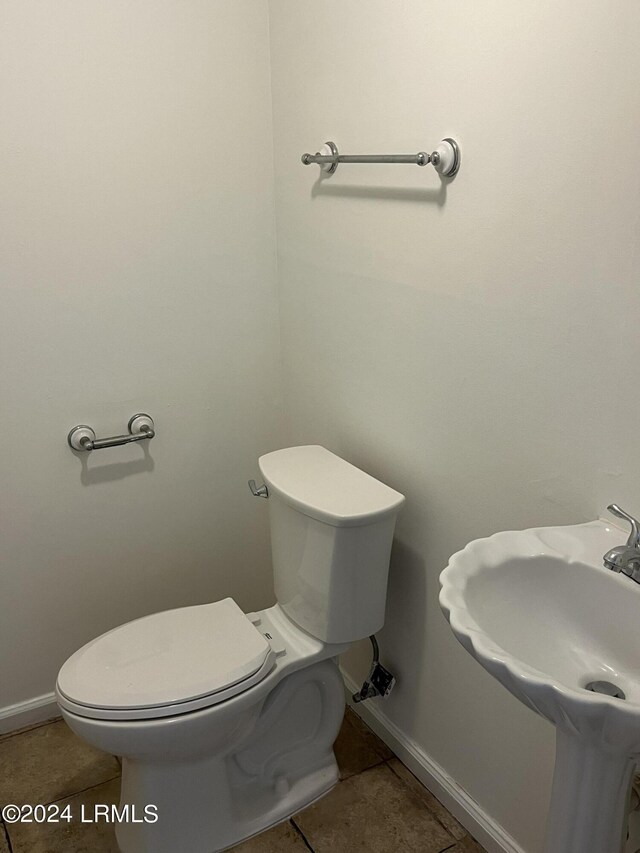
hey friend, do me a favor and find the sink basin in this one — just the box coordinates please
[440,519,640,853]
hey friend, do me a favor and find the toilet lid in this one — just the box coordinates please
[56,598,274,717]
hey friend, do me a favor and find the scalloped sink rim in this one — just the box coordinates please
[439,519,640,748]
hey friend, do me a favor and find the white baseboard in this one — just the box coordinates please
[0,692,59,735]
[342,672,527,853]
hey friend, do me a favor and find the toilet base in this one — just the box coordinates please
[117,752,339,853]
[217,769,337,852]
[113,659,345,853]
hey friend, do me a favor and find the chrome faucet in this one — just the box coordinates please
[603,504,640,583]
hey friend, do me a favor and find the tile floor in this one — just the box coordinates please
[0,708,486,853]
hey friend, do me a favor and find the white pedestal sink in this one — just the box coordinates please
[439,519,640,853]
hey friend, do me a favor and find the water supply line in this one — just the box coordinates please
[352,635,396,703]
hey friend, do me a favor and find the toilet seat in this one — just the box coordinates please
[56,598,276,721]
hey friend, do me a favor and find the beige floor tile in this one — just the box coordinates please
[0,825,10,853]
[231,820,310,851]
[345,707,394,760]
[0,719,119,807]
[295,763,453,853]
[334,710,386,780]
[387,757,466,840]
[6,777,121,853]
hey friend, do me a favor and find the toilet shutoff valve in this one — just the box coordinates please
[352,636,396,703]
[373,661,396,697]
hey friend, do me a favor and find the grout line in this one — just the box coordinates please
[0,773,120,853]
[339,718,469,849]
[290,818,315,852]
[3,774,122,849]
[49,772,122,806]
[34,772,122,809]
[1,820,14,853]
[0,717,62,744]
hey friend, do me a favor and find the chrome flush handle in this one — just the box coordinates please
[248,480,269,499]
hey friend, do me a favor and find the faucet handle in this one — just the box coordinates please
[607,504,640,548]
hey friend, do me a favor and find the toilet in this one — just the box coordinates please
[56,445,404,853]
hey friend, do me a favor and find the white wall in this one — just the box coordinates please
[4,2,640,847]
[0,1,282,712]
[268,2,640,850]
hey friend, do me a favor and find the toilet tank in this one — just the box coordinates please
[258,446,405,644]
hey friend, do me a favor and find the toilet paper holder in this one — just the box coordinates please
[68,414,155,452]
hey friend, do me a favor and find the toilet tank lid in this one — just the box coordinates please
[258,445,405,528]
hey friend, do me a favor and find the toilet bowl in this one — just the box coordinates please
[58,604,348,852]
[56,446,404,853]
